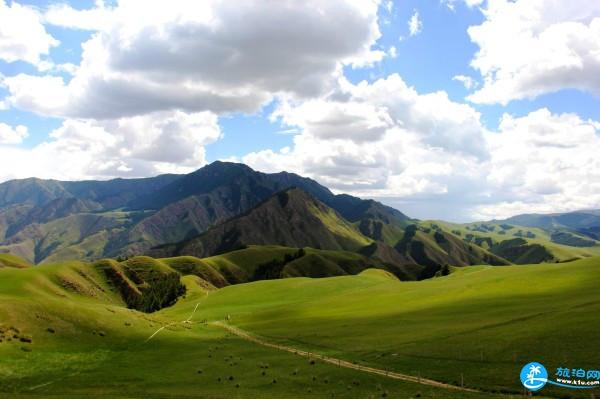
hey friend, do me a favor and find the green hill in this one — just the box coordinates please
[165,245,400,283]
[181,257,600,398]
[150,189,511,279]
[153,188,373,258]
[0,253,32,269]
[429,220,600,263]
[1,254,598,398]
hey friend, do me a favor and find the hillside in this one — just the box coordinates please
[499,210,600,231]
[2,161,599,271]
[432,219,600,263]
[184,256,600,398]
[1,254,597,398]
[0,253,32,269]
[151,189,513,280]
[0,162,414,264]
[153,188,373,257]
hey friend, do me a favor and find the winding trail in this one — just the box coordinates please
[145,296,205,342]
[212,321,479,393]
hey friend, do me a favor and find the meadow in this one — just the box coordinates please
[1,254,598,398]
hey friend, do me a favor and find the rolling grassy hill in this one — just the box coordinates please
[173,257,600,398]
[161,245,398,284]
[0,252,597,398]
[0,253,32,269]
[430,220,600,263]
[0,253,487,399]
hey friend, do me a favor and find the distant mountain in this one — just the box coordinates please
[150,188,426,280]
[493,210,600,249]
[0,174,179,210]
[499,210,600,231]
[2,161,595,273]
[150,188,372,258]
[151,188,514,280]
[0,162,412,264]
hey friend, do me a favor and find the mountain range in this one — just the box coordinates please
[1,161,599,280]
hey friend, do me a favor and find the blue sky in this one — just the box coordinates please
[0,0,599,220]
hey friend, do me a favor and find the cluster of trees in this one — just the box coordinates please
[101,263,185,313]
[252,248,306,281]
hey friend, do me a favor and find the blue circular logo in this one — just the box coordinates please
[520,362,548,391]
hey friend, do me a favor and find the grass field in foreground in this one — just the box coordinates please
[0,258,488,399]
[181,258,600,398]
[1,255,598,398]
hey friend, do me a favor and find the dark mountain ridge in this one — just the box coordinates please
[2,161,593,273]
[0,162,411,264]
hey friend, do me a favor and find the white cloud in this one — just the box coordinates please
[453,74,477,90]
[408,10,422,36]
[0,123,28,144]
[442,0,485,11]
[242,74,490,219]
[474,108,600,219]
[6,0,384,119]
[272,99,394,143]
[467,0,600,104]
[388,45,398,59]
[0,111,221,181]
[241,74,600,220]
[44,1,114,31]
[0,0,58,66]
[37,61,78,75]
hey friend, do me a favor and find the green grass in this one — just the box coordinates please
[1,253,598,398]
[0,253,32,268]
[186,258,600,398]
[429,220,600,262]
[307,202,372,249]
[164,245,389,284]
[0,259,486,399]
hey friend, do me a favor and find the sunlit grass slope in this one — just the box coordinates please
[190,257,600,398]
[0,255,490,399]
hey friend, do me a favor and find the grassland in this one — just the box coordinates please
[428,220,600,262]
[0,253,32,268]
[177,257,600,398]
[0,253,598,398]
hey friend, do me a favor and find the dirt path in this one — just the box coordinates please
[145,295,206,342]
[212,321,479,393]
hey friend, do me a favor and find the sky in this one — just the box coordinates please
[0,0,599,221]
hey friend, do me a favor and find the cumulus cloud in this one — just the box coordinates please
[475,109,600,218]
[241,74,600,220]
[0,123,28,144]
[0,111,221,181]
[467,0,600,104]
[408,10,423,36]
[241,74,491,219]
[5,0,384,119]
[0,0,58,66]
